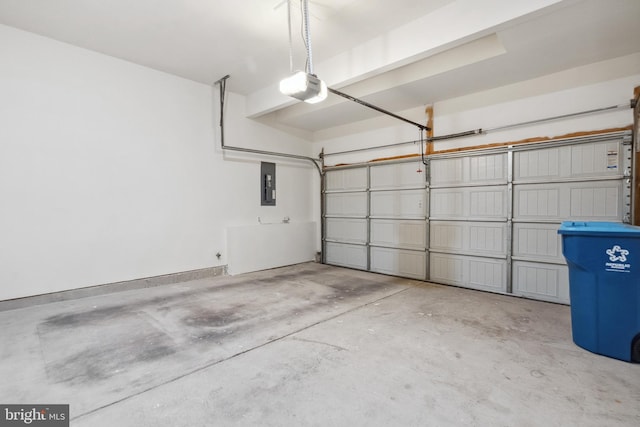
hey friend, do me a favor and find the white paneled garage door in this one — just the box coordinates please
[324,167,368,270]
[510,135,632,303]
[369,162,427,280]
[429,152,509,294]
[323,131,632,304]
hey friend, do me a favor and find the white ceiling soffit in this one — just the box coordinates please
[1,0,639,135]
[266,0,640,133]
[273,34,507,129]
[246,0,567,117]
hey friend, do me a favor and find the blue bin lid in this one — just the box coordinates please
[558,221,640,236]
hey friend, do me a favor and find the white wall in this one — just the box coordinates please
[316,54,640,166]
[214,90,321,275]
[0,24,317,301]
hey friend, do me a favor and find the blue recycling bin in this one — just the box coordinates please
[558,221,640,362]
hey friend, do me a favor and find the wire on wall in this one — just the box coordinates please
[214,75,323,177]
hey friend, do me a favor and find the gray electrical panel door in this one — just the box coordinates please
[261,162,276,206]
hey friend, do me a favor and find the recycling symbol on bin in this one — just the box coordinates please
[606,245,629,262]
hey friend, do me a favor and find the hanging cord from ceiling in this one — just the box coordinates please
[419,128,427,167]
[285,0,313,75]
[301,0,314,75]
[282,0,433,134]
[287,0,293,74]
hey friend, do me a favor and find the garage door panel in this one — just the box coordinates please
[512,261,570,304]
[370,219,426,250]
[515,147,560,181]
[325,242,367,270]
[430,221,506,257]
[430,158,464,186]
[430,253,463,285]
[512,223,564,264]
[325,168,367,191]
[430,187,507,220]
[570,185,620,218]
[370,189,426,218]
[514,140,623,182]
[430,190,463,218]
[469,154,508,183]
[326,218,367,244]
[470,189,506,218]
[430,153,507,187]
[430,253,507,293]
[326,192,367,217]
[370,247,426,280]
[469,258,506,291]
[514,181,622,221]
[370,162,425,190]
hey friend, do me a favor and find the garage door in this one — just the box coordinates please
[324,166,369,270]
[429,151,509,294]
[510,134,632,303]
[323,131,632,304]
[369,162,428,280]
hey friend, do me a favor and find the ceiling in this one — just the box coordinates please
[1,0,639,137]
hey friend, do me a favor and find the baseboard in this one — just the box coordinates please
[0,265,228,312]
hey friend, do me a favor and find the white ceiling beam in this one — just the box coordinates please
[274,34,507,122]
[245,0,567,118]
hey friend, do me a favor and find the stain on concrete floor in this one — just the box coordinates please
[28,263,406,403]
[2,263,638,426]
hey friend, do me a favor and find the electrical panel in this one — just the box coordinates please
[261,162,276,206]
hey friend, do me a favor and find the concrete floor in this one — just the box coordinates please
[0,263,638,426]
